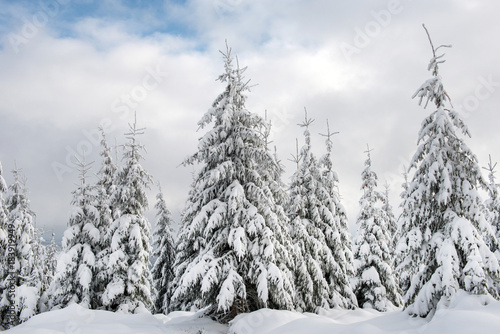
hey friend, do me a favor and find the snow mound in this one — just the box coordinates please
[230,291,500,334]
[4,292,500,334]
[4,304,227,334]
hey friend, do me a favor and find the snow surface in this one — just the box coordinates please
[4,291,500,334]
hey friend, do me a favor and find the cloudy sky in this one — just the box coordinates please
[1,0,499,242]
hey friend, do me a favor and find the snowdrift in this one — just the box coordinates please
[4,291,500,334]
[3,306,228,334]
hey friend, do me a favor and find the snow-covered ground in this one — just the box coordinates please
[4,291,500,334]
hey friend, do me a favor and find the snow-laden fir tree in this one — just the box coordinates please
[50,157,99,310]
[94,128,117,309]
[288,112,356,312]
[396,25,500,317]
[287,114,330,312]
[317,120,357,308]
[30,228,56,314]
[483,155,500,252]
[0,168,38,327]
[382,182,398,253]
[170,45,295,321]
[38,232,57,313]
[394,166,411,289]
[101,117,154,313]
[151,185,176,314]
[352,146,402,311]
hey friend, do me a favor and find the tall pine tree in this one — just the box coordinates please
[352,146,402,311]
[94,128,117,309]
[318,120,357,308]
[288,113,331,312]
[0,167,38,327]
[396,25,500,317]
[382,182,398,253]
[102,116,154,313]
[38,232,57,313]
[151,185,176,314]
[171,45,295,321]
[50,157,99,310]
[288,113,356,312]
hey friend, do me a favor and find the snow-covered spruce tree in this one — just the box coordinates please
[382,182,398,253]
[352,146,402,311]
[93,128,117,309]
[151,185,176,314]
[0,168,38,327]
[396,25,500,317]
[288,112,356,312]
[287,114,330,312]
[50,157,99,310]
[101,117,154,313]
[317,120,357,309]
[483,155,500,251]
[170,45,295,321]
[38,232,58,313]
[30,228,55,314]
[394,166,412,291]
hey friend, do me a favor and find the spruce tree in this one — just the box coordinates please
[170,45,295,321]
[151,185,176,314]
[288,113,356,312]
[287,113,331,312]
[50,157,99,310]
[102,117,154,313]
[30,228,55,314]
[94,128,117,309]
[0,168,38,327]
[396,25,500,317]
[352,146,402,311]
[382,182,398,253]
[394,166,412,292]
[38,232,57,313]
[318,120,357,308]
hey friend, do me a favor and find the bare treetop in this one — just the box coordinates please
[288,138,301,170]
[364,144,374,159]
[298,107,314,130]
[422,24,452,77]
[319,119,339,142]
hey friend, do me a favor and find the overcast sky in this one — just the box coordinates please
[1,0,499,242]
